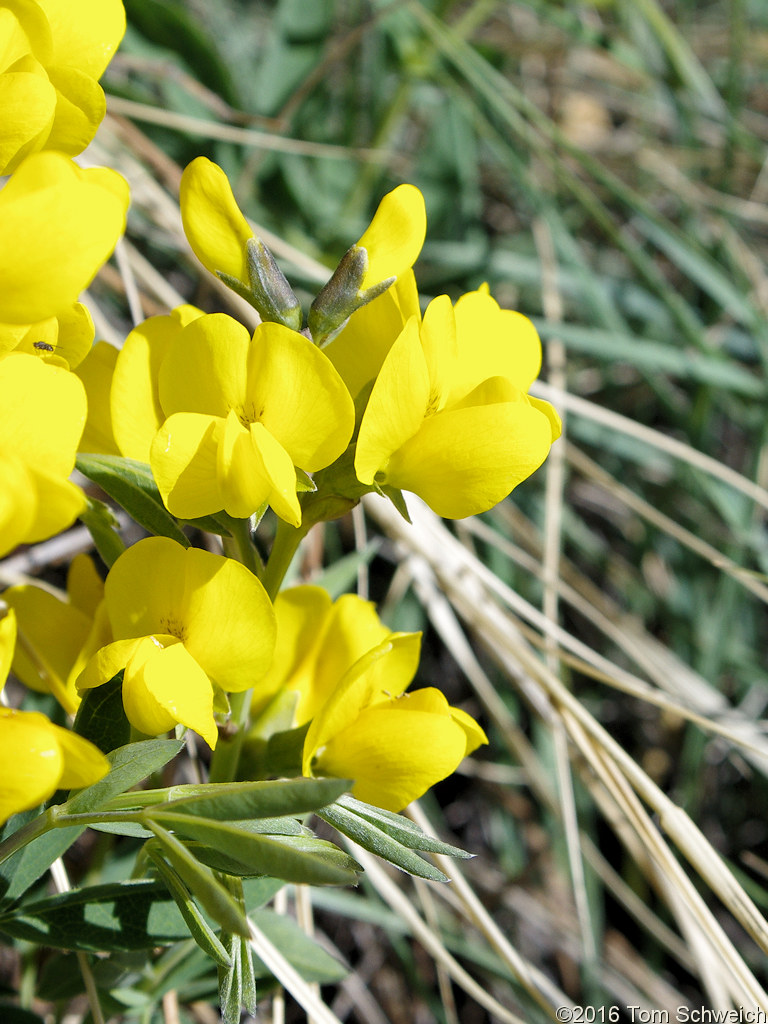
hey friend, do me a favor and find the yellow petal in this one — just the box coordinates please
[528,394,563,442]
[419,294,458,411]
[297,593,391,724]
[104,537,276,694]
[246,322,355,471]
[222,416,301,526]
[302,632,421,777]
[151,411,224,520]
[0,606,17,692]
[0,69,56,174]
[77,636,144,691]
[354,317,430,485]
[67,553,105,618]
[0,352,85,472]
[315,701,469,812]
[180,157,253,283]
[0,453,37,558]
[383,398,555,518]
[452,289,543,397]
[324,285,408,401]
[0,708,63,820]
[53,724,109,789]
[159,312,249,419]
[112,308,202,462]
[36,0,126,80]
[44,64,105,155]
[122,636,217,749]
[75,340,119,454]
[356,184,426,292]
[23,467,85,544]
[256,585,333,710]
[4,582,90,711]
[0,152,129,323]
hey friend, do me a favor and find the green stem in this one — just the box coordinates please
[223,517,264,577]
[261,518,309,601]
[0,807,56,866]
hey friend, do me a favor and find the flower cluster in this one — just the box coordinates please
[0,4,559,837]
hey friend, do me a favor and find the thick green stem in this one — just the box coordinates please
[261,518,309,601]
[222,517,263,577]
[0,807,56,866]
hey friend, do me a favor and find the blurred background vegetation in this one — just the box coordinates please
[52,0,768,1020]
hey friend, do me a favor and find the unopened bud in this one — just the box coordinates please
[308,245,394,347]
[245,237,302,331]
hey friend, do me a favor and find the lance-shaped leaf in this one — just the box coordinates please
[150,777,351,822]
[0,880,192,951]
[148,820,250,937]
[317,802,448,882]
[146,841,232,967]
[150,812,360,885]
[336,794,473,859]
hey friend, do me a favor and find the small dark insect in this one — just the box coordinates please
[33,342,55,352]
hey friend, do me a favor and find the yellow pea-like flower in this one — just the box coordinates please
[0,0,126,174]
[77,537,277,749]
[0,352,87,557]
[142,313,354,525]
[252,585,487,811]
[354,288,562,519]
[0,151,129,324]
[302,633,487,812]
[0,607,109,824]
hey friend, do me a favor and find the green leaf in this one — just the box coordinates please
[0,820,85,908]
[150,777,351,821]
[148,821,250,937]
[72,672,130,753]
[65,739,184,815]
[152,813,361,885]
[78,496,125,568]
[318,803,448,882]
[76,454,190,547]
[147,843,232,967]
[0,880,191,951]
[337,795,473,859]
[218,933,243,1024]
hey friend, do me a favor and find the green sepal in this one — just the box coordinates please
[146,821,250,937]
[147,813,361,885]
[72,671,130,753]
[376,482,411,523]
[295,467,316,493]
[218,933,243,1024]
[65,739,184,815]
[148,776,350,822]
[146,841,232,968]
[76,454,190,547]
[317,802,448,882]
[337,795,473,859]
[78,496,125,568]
[308,245,367,347]
[245,235,302,332]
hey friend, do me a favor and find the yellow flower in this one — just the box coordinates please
[0,0,126,173]
[77,537,276,749]
[309,185,426,347]
[254,585,487,811]
[0,606,109,824]
[354,288,562,518]
[0,352,87,557]
[3,554,110,714]
[0,151,129,324]
[145,313,355,525]
[302,632,487,812]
